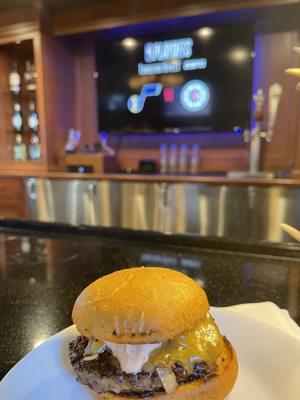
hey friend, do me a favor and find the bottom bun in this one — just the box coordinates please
[98,338,238,400]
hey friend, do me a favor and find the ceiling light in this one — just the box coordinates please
[229,47,249,64]
[122,37,137,49]
[197,27,214,39]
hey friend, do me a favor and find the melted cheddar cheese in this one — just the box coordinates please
[143,313,223,372]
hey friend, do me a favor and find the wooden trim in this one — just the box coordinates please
[290,170,300,178]
[0,31,38,46]
[33,32,48,166]
[0,6,41,42]
[0,161,47,172]
[53,0,300,36]
[0,170,300,186]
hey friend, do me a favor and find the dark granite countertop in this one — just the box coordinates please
[0,220,299,380]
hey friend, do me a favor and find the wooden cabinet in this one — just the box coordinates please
[0,178,26,218]
[0,14,73,173]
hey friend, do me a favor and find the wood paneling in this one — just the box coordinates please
[38,33,74,166]
[0,178,26,218]
[0,197,25,218]
[71,39,98,145]
[53,0,300,36]
[0,178,22,196]
[0,7,41,42]
[253,26,300,173]
[115,148,249,172]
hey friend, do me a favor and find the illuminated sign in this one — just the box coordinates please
[138,60,181,76]
[163,87,175,103]
[183,58,207,71]
[127,83,163,113]
[180,80,210,112]
[128,38,209,113]
[144,38,193,63]
[137,38,207,76]
[138,58,207,76]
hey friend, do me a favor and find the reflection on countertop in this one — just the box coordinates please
[0,221,299,379]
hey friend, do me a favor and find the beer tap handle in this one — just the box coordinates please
[266,83,282,142]
[253,88,265,122]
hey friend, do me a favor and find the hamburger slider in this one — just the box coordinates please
[69,267,238,399]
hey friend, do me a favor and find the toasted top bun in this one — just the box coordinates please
[97,339,238,400]
[72,267,209,344]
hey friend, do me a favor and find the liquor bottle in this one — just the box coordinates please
[28,132,41,160]
[12,103,23,133]
[190,143,200,174]
[159,143,168,174]
[13,134,27,161]
[9,62,21,94]
[179,143,189,174]
[168,143,178,174]
[24,60,37,91]
[28,102,39,133]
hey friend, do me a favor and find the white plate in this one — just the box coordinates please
[1,308,300,400]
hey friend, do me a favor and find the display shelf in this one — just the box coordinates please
[4,91,36,98]
[0,36,42,167]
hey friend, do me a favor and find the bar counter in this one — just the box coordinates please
[1,170,300,186]
[0,220,299,380]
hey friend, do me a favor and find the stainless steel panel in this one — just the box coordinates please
[120,182,160,230]
[161,184,251,237]
[88,180,121,227]
[25,178,300,243]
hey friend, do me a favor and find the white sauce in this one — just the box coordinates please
[104,341,162,373]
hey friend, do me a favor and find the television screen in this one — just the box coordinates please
[96,23,254,134]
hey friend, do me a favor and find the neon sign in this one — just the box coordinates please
[127,38,209,113]
[138,60,181,76]
[144,38,193,63]
[127,83,163,113]
[180,80,210,112]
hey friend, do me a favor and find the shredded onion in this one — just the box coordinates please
[83,353,98,361]
[83,341,95,357]
[156,367,178,394]
[83,340,105,361]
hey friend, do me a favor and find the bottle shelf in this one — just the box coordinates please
[6,130,39,135]
[4,90,36,99]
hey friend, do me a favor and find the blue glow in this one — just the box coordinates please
[127,83,163,113]
[233,126,243,135]
[180,80,210,112]
[138,60,181,76]
[144,38,193,63]
[183,58,207,71]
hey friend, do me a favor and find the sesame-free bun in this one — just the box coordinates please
[72,267,209,344]
[97,338,238,400]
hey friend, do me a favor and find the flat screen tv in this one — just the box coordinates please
[96,23,254,134]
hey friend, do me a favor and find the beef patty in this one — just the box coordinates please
[69,335,215,398]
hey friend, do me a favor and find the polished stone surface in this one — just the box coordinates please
[0,222,299,379]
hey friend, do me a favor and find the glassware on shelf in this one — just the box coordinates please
[28,101,39,132]
[12,103,23,133]
[24,60,37,91]
[159,143,168,174]
[168,143,178,174]
[9,62,21,94]
[13,134,27,161]
[179,143,189,174]
[190,143,200,174]
[28,132,41,160]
